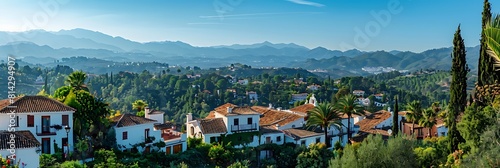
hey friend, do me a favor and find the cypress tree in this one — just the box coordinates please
[448,25,468,152]
[478,0,496,86]
[392,96,399,136]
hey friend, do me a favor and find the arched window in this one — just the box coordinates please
[190,126,195,135]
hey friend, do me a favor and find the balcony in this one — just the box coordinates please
[231,123,258,132]
[36,125,57,136]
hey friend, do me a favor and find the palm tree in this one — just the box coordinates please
[419,108,437,138]
[132,100,148,112]
[66,71,87,91]
[335,94,365,143]
[484,14,500,70]
[406,100,423,135]
[306,102,343,147]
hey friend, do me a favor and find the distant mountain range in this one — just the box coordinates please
[0,28,480,76]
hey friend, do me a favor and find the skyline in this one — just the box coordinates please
[0,0,492,52]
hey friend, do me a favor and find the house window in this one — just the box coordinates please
[266,137,272,143]
[41,116,50,133]
[301,140,306,146]
[210,137,216,143]
[234,118,239,125]
[418,129,423,136]
[190,126,195,135]
[316,137,321,143]
[441,132,445,136]
[62,138,68,147]
[247,117,252,125]
[62,115,69,126]
[173,144,182,154]
[276,136,281,142]
[122,131,128,140]
[13,116,19,127]
[166,146,171,155]
[42,138,51,154]
[27,115,34,127]
[292,125,296,128]
[145,129,150,140]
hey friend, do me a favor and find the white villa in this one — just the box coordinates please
[111,114,162,152]
[186,98,326,148]
[0,96,76,168]
[353,90,365,97]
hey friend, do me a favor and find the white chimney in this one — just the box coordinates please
[268,103,273,109]
[277,107,282,111]
[276,124,280,129]
[186,113,193,123]
[144,107,150,119]
[227,107,233,113]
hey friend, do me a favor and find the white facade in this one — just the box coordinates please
[0,147,39,168]
[114,123,162,151]
[164,134,188,154]
[353,90,365,97]
[0,111,74,154]
[437,125,448,137]
[214,112,260,134]
[260,133,285,145]
[284,134,324,147]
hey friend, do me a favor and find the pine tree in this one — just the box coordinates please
[392,96,399,136]
[448,25,468,152]
[477,0,496,86]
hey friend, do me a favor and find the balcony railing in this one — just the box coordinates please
[36,125,57,136]
[231,123,258,132]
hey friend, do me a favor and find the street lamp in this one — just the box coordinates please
[64,125,71,160]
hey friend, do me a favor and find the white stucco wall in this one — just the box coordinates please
[114,123,161,150]
[0,111,74,154]
[186,121,203,139]
[225,115,260,134]
[284,134,324,147]
[437,126,448,137]
[147,113,163,124]
[0,147,39,168]
[164,134,187,154]
[260,133,285,145]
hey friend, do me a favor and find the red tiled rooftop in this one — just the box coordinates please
[251,106,303,127]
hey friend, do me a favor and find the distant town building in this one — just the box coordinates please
[353,90,365,97]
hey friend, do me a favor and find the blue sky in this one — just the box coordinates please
[0,0,491,52]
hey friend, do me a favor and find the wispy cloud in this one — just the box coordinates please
[200,12,323,20]
[187,22,234,25]
[286,0,324,7]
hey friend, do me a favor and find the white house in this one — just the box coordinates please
[144,107,164,124]
[290,93,308,104]
[144,107,188,155]
[238,79,249,85]
[0,96,75,156]
[153,123,187,155]
[306,84,321,91]
[353,90,365,97]
[247,91,259,102]
[283,128,324,147]
[111,114,162,153]
[374,94,384,101]
[0,130,40,168]
[352,110,394,143]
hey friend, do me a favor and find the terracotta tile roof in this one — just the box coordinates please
[283,128,322,140]
[213,103,260,116]
[205,111,216,119]
[111,114,157,127]
[259,126,283,134]
[199,118,227,134]
[351,130,390,143]
[289,104,315,114]
[398,111,409,116]
[0,130,40,150]
[154,122,182,130]
[355,110,392,132]
[251,106,303,127]
[0,96,75,113]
